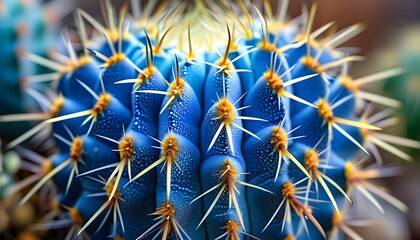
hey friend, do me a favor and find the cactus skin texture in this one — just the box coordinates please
[1,0,419,239]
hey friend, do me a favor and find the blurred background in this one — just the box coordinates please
[2,0,420,239]
[70,1,420,239]
[300,1,420,239]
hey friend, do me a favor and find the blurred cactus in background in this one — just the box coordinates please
[0,0,65,140]
[1,0,419,239]
[381,25,420,159]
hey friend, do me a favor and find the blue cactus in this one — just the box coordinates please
[1,0,418,239]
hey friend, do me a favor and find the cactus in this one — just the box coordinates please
[0,0,64,140]
[1,0,419,239]
[382,25,420,159]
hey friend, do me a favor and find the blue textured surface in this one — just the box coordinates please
[0,2,405,240]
